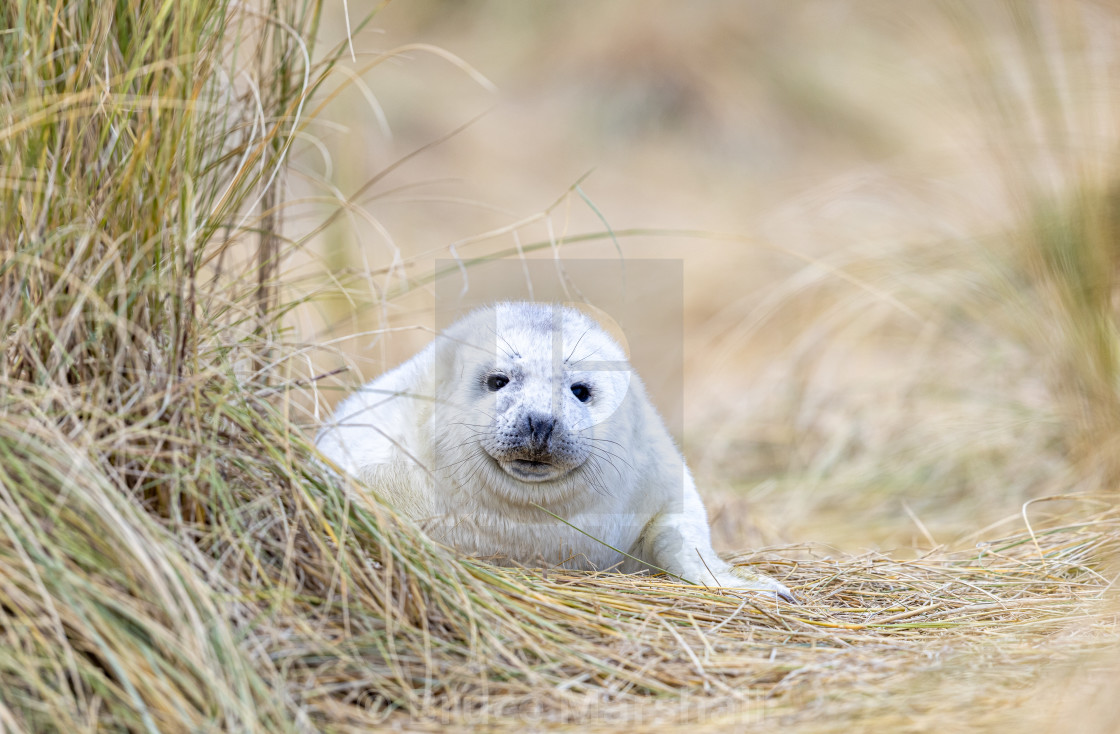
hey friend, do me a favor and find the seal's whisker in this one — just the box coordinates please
[448,450,481,487]
[588,449,625,484]
[467,407,497,422]
[564,327,593,363]
[566,345,603,367]
[588,436,630,452]
[587,443,636,472]
[438,442,485,473]
[584,456,614,497]
[486,325,521,361]
[446,421,488,436]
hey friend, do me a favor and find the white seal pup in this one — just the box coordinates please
[316,302,793,601]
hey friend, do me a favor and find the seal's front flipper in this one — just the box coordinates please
[714,566,797,603]
[637,508,796,603]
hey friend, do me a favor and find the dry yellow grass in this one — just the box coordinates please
[5,0,1120,731]
[273,501,1119,730]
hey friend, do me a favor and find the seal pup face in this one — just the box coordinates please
[436,303,632,495]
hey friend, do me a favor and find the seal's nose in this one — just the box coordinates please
[525,413,555,446]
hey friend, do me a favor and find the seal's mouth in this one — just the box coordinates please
[512,459,550,470]
[505,458,560,481]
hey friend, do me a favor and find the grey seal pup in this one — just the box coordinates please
[316,302,794,601]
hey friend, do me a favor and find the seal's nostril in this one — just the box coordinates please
[525,413,555,445]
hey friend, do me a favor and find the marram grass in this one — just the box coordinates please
[3,0,1120,732]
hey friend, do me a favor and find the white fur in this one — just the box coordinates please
[316,302,793,600]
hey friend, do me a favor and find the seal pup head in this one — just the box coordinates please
[433,302,633,503]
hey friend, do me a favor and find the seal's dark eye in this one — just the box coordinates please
[571,383,591,403]
[486,374,509,391]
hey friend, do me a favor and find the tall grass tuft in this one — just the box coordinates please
[0,0,345,729]
[1023,185,1120,486]
[946,0,1120,490]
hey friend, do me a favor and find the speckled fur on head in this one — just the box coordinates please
[433,303,632,489]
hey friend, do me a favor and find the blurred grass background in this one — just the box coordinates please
[298,0,1120,552]
[4,0,1120,730]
